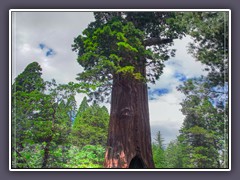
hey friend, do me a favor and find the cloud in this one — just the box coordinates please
[12,12,94,85]
[148,89,186,145]
[147,36,207,145]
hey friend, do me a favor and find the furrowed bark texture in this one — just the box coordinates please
[104,65,154,168]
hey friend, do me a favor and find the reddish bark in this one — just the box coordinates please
[104,65,154,168]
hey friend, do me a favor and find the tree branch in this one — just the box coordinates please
[144,37,173,47]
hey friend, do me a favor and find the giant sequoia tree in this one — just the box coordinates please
[72,12,187,168]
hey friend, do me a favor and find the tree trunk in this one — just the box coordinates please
[42,139,51,168]
[104,65,154,168]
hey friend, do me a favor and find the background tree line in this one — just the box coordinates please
[11,62,109,168]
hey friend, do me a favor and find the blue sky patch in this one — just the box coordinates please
[174,72,187,82]
[209,85,228,108]
[148,88,170,100]
[38,43,56,57]
[46,48,55,57]
[39,43,46,50]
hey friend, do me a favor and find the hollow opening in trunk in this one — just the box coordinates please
[129,155,146,168]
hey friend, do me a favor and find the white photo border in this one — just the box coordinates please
[9,9,231,172]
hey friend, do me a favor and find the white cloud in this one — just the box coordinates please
[12,12,94,84]
[149,87,185,144]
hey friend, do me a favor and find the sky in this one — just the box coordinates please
[12,11,207,145]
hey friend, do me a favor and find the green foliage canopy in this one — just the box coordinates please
[72,100,109,147]
[72,12,187,102]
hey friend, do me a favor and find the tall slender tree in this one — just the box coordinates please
[152,131,166,168]
[12,62,45,168]
[12,62,81,168]
[178,77,226,168]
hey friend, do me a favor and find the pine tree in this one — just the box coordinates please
[12,62,46,168]
[152,131,166,168]
[75,96,89,118]
[177,77,226,168]
[12,62,80,168]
